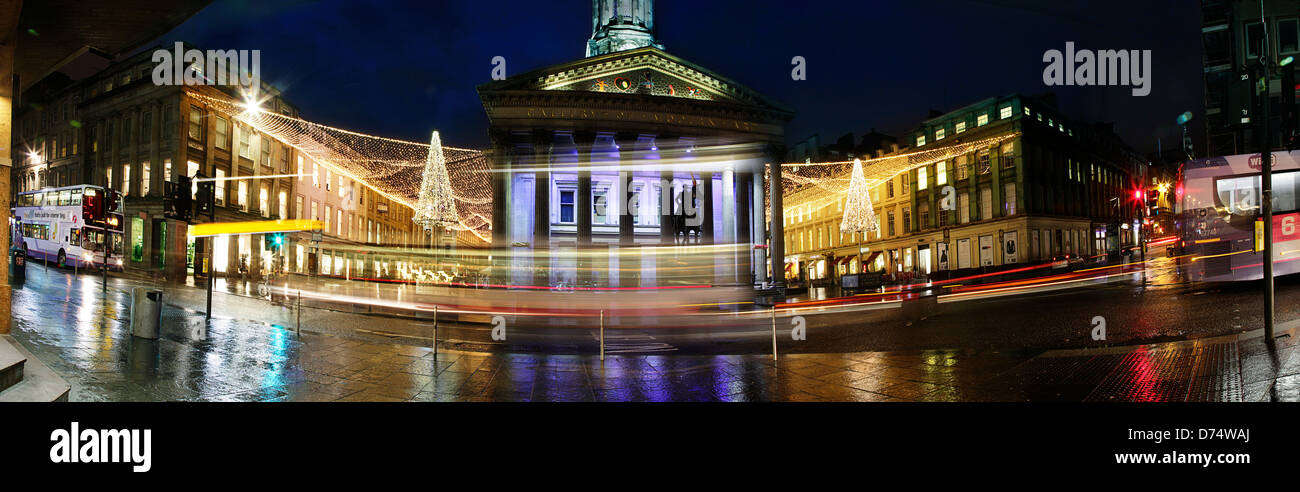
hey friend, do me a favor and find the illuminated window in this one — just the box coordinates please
[937,161,947,185]
[238,180,248,211]
[916,135,926,146]
[977,113,989,126]
[259,183,269,217]
[141,161,150,196]
[215,169,226,206]
[935,127,945,141]
[999,105,1013,119]
[215,116,228,149]
[956,121,966,133]
[917,167,928,190]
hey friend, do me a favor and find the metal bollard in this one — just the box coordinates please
[599,309,605,362]
[770,305,778,361]
[432,305,439,360]
[296,289,302,336]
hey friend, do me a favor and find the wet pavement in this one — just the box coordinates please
[9,264,1300,401]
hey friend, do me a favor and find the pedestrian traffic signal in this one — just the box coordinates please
[164,176,193,221]
[195,174,215,219]
[264,233,286,251]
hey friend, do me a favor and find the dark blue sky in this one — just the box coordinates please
[144,0,1202,154]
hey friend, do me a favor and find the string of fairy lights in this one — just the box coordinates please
[187,91,495,243]
[768,132,1022,226]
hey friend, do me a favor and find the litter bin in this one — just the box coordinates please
[9,247,25,281]
[130,287,163,339]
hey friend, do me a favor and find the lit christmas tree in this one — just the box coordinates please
[413,130,460,230]
[840,158,878,234]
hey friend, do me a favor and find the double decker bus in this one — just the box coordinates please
[12,185,125,271]
[1179,151,1300,282]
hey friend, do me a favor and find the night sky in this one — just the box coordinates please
[136,0,1203,155]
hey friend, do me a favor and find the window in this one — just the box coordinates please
[141,161,151,196]
[999,105,1013,119]
[215,169,226,205]
[902,208,911,233]
[260,136,272,167]
[279,190,288,219]
[955,121,966,133]
[916,135,926,146]
[901,175,909,194]
[106,167,113,190]
[956,155,969,180]
[978,150,991,174]
[238,127,251,159]
[238,180,248,211]
[1001,141,1016,169]
[977,113,989,126]
[311,201,319,222]
[593,187,609,224]
[297,156,305,181]
[1004,183,1017,215]
[1023,106,1031,116]
[140,112,151,144]
[188,161,199,198]
[887,180,894,198]
[215,116,229,149]
[336,209,343,235]
[188,105,203,140]
[887,211,896,236]
[259,183,270,217]
[1281,19,1300,54]
[917,167,928,190]
[325,205,332,233]
[919,202,929,230]
[1245,22,1265,60]
[935,127,945,141]
[296,195,304,220]
[122,163,131,194]
[980,187,992,220]
[937,161,947,185]
[164,159,172,183]
[560,189,576,223]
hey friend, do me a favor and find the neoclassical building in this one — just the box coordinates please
[478,0,793,289]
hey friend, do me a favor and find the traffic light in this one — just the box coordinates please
[1227,70,1256,127]
[195,174,214,219]
[1146,189,1160,216]
[164,176,192,221]
[264,233,285,251]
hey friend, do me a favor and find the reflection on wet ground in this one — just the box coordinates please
[10,260,1300,402]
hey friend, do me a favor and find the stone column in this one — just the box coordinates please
[767,146,787,290]
[575,131,595,286]
[576,131,594,247]
[659,170,673,246]
[735,169,751,285]
[702,170,716,244]
[0,26,14,334]
[615,132,638,287]
[532,130,551,249]
[489,129,511,248]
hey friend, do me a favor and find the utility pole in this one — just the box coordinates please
[1259,6,1276,344]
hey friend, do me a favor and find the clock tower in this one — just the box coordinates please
[587,0,664,57]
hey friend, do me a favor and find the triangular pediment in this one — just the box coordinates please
[478,47,792,113]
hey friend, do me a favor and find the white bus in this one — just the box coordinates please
[13,185,125,271]
[1180,151,1300,282]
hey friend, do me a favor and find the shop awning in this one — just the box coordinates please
[838,256,854,266]
[863,251,882,265]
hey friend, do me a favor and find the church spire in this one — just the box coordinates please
[587,0,663,57]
